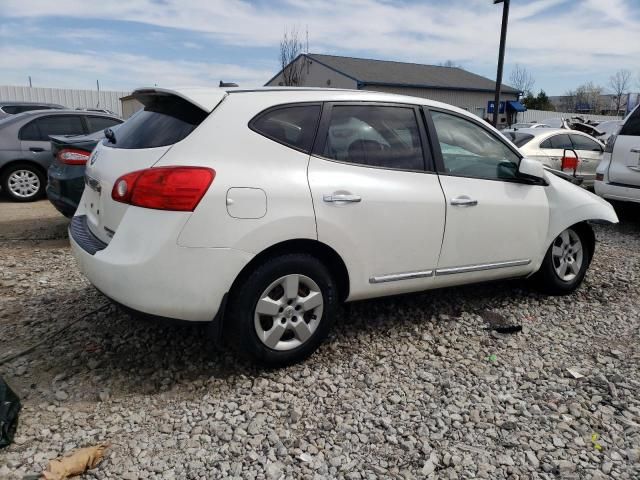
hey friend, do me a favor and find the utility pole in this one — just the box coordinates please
[96,79,100,108]
[28,76,32,88]
[492,0,510,127]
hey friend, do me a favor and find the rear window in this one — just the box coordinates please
[503,132,534,147]
[106,95,208,149]
[19,115,85,140]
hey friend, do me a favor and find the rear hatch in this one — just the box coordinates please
[80,88,226,243]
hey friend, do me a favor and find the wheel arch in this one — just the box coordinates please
[0,158,47,179]
[229,239,351,303]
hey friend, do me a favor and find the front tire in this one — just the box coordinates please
[1,163,45,202]
[225,253,339,367]
[534,225,592,295]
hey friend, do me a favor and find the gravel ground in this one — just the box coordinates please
[1,199,639,479]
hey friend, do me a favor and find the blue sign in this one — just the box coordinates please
[487,101,505,114]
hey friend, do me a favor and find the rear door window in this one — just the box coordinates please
[108,95,209,149]
[19,120,42,140]
[321,104,425,170]
[570,134,602,152]
[251,104,321,153]
[36,115,85,138]
[540,134,572,150]
[87,116,121,133]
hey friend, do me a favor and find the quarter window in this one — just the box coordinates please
[251,105,321,153]
[540,134,572,150]
[430,111,520,180]
[87,116,122,133]
[619,106,640,136]
[569,134,602,152]
[322,105,424,170]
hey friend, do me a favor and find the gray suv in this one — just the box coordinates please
[0,110,122,201]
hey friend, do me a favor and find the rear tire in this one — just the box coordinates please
[533,225,592,295]
[1,163,45,202]
[225,253,339,368]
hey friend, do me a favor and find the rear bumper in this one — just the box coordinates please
[594,180,640,204]
[69,207,253,322]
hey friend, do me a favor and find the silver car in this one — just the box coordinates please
[0,110,122,201]
[503,128,605,187]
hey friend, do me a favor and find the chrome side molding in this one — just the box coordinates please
[369,270,434,284]
[369,259,531,284]
[435,259,531,276]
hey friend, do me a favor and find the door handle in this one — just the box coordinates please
[450,196,478,207]
[629,166,640,172]
[29,147,44,152]
[323,194,361,203]
[631,148,640,154]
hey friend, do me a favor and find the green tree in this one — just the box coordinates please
[522,90,554,111]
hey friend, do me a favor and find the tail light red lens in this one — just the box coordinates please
[58,148,91,165]
[595,173,604,181]
[561,154,579,172]
[112,166,215,211]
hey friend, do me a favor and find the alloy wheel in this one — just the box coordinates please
[551,228,584,282]
[8,169,40,199]
[253,274,324,351]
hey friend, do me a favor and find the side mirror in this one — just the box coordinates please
[518,157,545,180]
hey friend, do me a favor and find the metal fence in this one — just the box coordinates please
[518,109,621,124]
[0,85,130,117]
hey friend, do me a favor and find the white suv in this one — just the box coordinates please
[595,105,640,203]
[70,87,618,367]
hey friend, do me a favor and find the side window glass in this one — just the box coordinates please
[430,111,520,180]
[570,134,601,151]
[620,107,640,136]
[251,105,321,153]
[19,120,42,141]
[87,116,121,133]
[541,134,572,150]
[322,105,424,170]
[36,115,85,137]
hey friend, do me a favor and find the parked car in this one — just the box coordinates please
[502,128,605,187]
[508,122,550,130]
[0,101,64,119]
[69,87,617,367]
[0,110,122,201]
[595,105,640,203]
[47,126,119,217]
[593,119,623,143]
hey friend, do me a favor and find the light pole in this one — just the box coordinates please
[492,0,510,127]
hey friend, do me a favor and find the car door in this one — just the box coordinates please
[425,108,548,287]
[20,115,86,166]
[538,133,574,171]
[569,133,603,183]
[608,106,640,187]
[308,102,446,300]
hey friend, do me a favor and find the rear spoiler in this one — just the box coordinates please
[131,87,227,113]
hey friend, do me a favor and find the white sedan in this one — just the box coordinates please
[69,87,618,367]
[503,128,605,187]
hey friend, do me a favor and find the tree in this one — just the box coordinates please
[522,90,554,111]
[560,90,576,112]
[509,64,535,98]
[439,60,462,68]
[279,27,306,86]
[608,69,631,115]
[575,82,604,113]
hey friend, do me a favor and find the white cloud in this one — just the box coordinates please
[2,0,639,92]
[0,46,273,90]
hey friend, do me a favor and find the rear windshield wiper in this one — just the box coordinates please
[104,128,117,144]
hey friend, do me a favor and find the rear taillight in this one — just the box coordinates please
[58,148,91,165]
[561,153,579,172]
[595,173,604,181]
[112,166,215,211]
